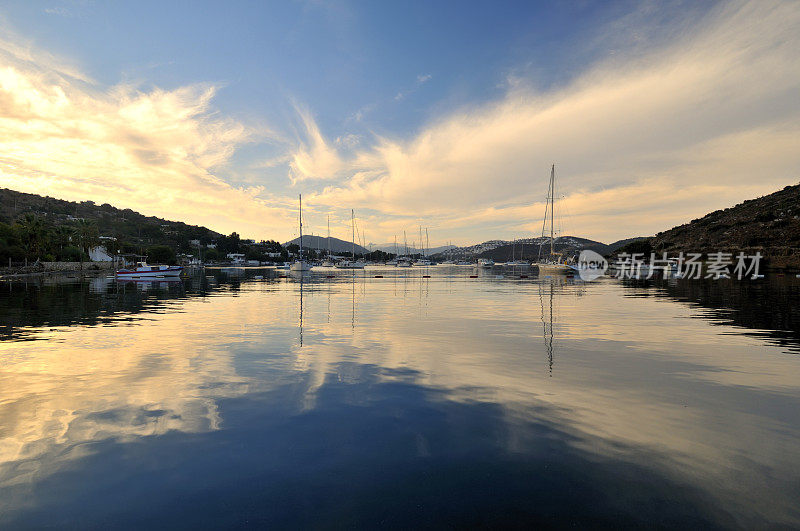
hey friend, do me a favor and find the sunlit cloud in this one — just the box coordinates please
[0,1,798,246]
[0,36,293,239]
[296,0,800,244]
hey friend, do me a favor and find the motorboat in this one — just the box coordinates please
[478,258,495,268]
[116,262,183,279]
[336,260,365,269]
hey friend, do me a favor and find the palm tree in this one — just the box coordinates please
[76,219,99,266]
[17,213,46,261]
[53,225,75,253]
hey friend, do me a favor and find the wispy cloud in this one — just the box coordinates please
[294,1,800,243]
[394,72,432,101]
[0,41,292,238]
[0,1,798,246]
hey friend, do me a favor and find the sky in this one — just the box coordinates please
[0,0,798,247]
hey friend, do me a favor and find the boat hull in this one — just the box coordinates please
[535,263,573,275]
[116,266,183,279]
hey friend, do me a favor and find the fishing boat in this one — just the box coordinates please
[116,262,183,279]
[290,194,311,272]
[534,165,573,275]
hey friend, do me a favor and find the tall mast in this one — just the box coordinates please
[327,215,331,258]
[419,226,423,257]
[351,209,355,259]
[298,194,303,261]
[404,230,408,255]
[425,228,429,258]
[394,235,397,256]
[550,165,555,258]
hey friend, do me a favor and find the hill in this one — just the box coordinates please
[642,183,800,269]
[0,188,284,264]
[430,236,610,261]
[284,235,369,255]
[607,237,650,253]
[373,243,455,256]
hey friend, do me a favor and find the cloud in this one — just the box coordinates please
[0,39,293,239]
[296,1,800,244]
[1,1,798,246]
[394,72,433,101]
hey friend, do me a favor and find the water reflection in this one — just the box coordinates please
[0,270,799,527]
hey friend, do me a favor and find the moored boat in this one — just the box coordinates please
[116,262,183,279]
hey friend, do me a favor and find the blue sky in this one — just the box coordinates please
[0,1,797,245]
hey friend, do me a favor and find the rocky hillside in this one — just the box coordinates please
[649,183,800,269]
[284,235,369,255]
[431,236,610,261]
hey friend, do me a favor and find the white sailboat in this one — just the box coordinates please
[321,215,335,267]
[290,194,311,272]
[386,235,399,265]
[336,210,365,269]
[535,165,572,275]
[414,226,431,266]
[396,230,412,267]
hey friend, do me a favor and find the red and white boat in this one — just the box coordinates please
[115,261,183,279]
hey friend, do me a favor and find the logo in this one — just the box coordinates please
[576,250,608,281]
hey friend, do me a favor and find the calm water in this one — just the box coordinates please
[1,267,799,528]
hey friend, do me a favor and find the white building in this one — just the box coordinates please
[89,246,114,262]
[226,253,246,264]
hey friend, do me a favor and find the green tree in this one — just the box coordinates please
[147,245,176,265]
[76,219,100,257]
[204,248,220,261]
[17,213,47,260]
[53,225,76,253]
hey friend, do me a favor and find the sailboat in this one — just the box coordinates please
[386,235,399,266]
[396,230,412,267]
[321,215,335,267]
[414,226,431,266]
[535,165,572,275]
[336,210,365,269]
[507,238,529,266]
[290,194,311,272]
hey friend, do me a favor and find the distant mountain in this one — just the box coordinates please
[284,235,369,255]
[647,183,800,269]
[373,243,455,255]
[430,236,609,261]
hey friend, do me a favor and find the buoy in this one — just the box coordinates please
[374,275,383,278]
[469,275,478,278]
[326,275,335,278]
[423,275,431,278]
[519,275,528,279]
